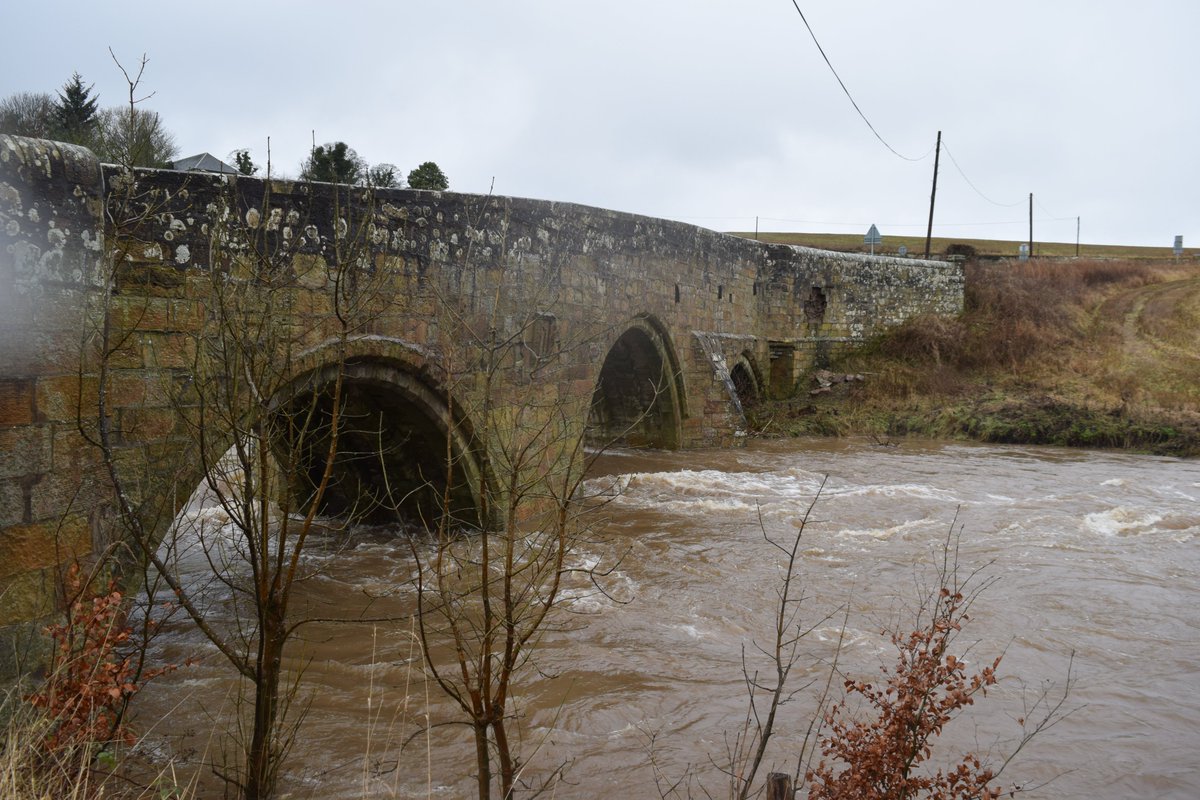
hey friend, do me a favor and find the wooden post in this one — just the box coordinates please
[1028,193,1034,259]
[923,130,941,260]
[767,772,793,800]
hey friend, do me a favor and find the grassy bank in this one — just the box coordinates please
[754,257,1200,456]
[730,231,1197,261]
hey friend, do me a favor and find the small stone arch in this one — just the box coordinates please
[728,351,763,409]
[587,315,686,449]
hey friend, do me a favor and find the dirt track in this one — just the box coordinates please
[1091,276,1200,406]
[1096,278,1199,355]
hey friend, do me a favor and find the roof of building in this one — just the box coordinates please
[172,152,239,174]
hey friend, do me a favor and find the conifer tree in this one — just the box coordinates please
[407,160,449,190]
[53,72,100,145]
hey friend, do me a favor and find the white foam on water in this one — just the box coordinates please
[832,517,936,541]
[1083,506,1166,537]
[671,623,705,639]
[589,468,831,516]
[827,482,960,503]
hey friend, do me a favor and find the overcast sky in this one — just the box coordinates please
[3,2,1196,247]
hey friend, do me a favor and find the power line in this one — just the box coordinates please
[786,1,929,162]
[669,214,1078,229]
[940,138,1025,208]
[1033,194,1062,220]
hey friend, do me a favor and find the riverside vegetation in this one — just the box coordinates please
[752,256,1200,456]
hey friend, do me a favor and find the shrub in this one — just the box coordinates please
[943,243,977,261]
[18,562,174,795]
[806,586,1003,800]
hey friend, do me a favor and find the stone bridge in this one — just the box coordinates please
[0,135,962,669]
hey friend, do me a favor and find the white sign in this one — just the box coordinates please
[1174,235,1184,256]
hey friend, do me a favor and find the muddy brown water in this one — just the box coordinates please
[134,438,1200,798]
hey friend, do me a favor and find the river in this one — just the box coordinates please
[134,438,1200,798]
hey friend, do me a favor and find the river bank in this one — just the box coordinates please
[755,257,1200,458]
[753,386,1200,457]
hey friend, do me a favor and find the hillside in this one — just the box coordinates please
[752,256,1200,456]
[729,231,1196,261]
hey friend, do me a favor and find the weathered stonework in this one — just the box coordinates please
[0,134,963,677]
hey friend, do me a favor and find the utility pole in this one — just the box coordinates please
[1028,193,1034,259]
[924,130,942,260]
[1076,216,1080,258]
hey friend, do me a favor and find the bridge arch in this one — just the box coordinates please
[729,351,763,409]
[587,315,686,449]
[273,341,482,527]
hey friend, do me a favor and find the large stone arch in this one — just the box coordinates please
[272,338,483,527]
[587,315,686,449]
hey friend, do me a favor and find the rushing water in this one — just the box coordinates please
[134,438,1200,798]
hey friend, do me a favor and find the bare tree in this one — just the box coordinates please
[84,55,400,799]
[0,90,55,137]
[397,199,642,798]
[406,308,603,799]
[92,105,178,168]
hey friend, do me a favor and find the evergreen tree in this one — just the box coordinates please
[407,161,449,191]
[299,141,365,185]
[53,72,99,145]
[231,148,259,176]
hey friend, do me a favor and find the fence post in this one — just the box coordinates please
[767,772,793,800]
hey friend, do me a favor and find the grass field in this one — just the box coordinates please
[749,256,1200,456]
[728,230,1197,260]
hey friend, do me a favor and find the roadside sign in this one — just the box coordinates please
[864,224,881,255]
[1174,235,1184,256]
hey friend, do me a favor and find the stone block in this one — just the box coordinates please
[0,568,57,626]
[49,423,102,470]
[0,514,90,582]
[28,469,111,525]
[0,379,35,426]
[109,295,174,332]
[118,406,179,443]
[0,478,27,527]
[171,298,206,330]
[142,333,196,369]
[105,334,145,369]
[106,370,150,408]
[0,426,50,480]
[35,373,98,424]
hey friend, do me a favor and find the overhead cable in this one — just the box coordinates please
[669,215,1077,229]
[787,1,930,162]
[940,138,1025,208]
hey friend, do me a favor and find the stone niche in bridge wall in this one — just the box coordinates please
[0,134,963,676]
